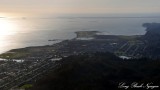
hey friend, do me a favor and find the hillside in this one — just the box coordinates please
[31,52,160,90]
[142,23,160,58]
[143,23,160,41]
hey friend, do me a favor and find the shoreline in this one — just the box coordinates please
[0,31,143,60]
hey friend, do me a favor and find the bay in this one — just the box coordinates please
[0,16,160,54]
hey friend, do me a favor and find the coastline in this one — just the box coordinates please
[0,31,143,60]
[0,40,64,59]
[2,22,160,59]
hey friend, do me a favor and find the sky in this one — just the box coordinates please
[0,0,160,17]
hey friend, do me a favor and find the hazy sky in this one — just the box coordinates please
[0,0,160,16]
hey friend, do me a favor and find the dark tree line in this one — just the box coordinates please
[31,52,160,90]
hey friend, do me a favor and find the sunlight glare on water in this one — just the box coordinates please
[0,15,159,54]
[0,18,18,53]
[0,18,17,36]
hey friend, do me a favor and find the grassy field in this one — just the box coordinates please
[0,45,55,59]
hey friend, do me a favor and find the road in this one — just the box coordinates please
[0,57,60,90]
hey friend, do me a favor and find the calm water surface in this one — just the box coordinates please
[0,17,160,54]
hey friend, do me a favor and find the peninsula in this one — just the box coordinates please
[0,23,160,90]
[1,23,160,60]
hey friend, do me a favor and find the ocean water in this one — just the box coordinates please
[0,16,160,54]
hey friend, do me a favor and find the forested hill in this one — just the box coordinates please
[143,23,160,33]
[142,23,160,57]
[143,23,160,41]
[31,52,160,90]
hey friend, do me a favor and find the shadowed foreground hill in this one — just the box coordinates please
[31,52,160,90]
